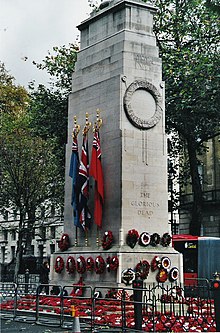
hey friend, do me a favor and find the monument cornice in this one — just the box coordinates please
[77,0,157,31]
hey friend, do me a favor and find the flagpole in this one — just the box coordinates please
[96,226,100,248]
[94,109,103,248]
[75,227,78,246]
[85,229,88,247]
[83,113,91,248]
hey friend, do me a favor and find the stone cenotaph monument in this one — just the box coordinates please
[51,0,183,288]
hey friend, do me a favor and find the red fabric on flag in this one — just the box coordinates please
[90,131,104,228]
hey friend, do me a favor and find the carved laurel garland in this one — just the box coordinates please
[123,80,163,129]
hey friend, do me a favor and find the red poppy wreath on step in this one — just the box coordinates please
[139,232,151,247]
[135,260,150,280]
[95,255,106,274]
[160,233,171,247]
[102,231,114,250]
[66,256,76,274]
[58,233,70,251]
[86,256,95,272]
[76,256,86,274]
[55,256,64,273]
[126,229,139,248]
[106,256,119,272]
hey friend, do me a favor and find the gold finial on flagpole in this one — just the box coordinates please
[93,108,103,132]
[96,227,101,248]
[85,230,89,247]
[83,112,92,135]
[72,116,80,139]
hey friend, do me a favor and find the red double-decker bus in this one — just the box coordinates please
[172,234,220,286]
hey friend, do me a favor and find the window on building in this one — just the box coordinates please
[31,245,35,255]
[1,247,6,263]
[40,227,46,240]
[32,228,35,239]
[50,226,56,239]
[41,207,45,219]
[51,205,55,217]
[198,164,204,185]
[3,230,8,241]
[13,210,18,220]
[50,244,55,254]
[3,211,8,221]
[38,245,44,260]
[11,246,16,259]
[11,230,16,241]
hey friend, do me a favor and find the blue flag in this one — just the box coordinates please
[69,136,81,228]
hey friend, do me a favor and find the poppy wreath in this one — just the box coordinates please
[106,255,119,272]
[161,256,171,270]
[76,256,86,274]
[139,232,151,247]
[150,233,161,246]
[169,267,179,282]
[58,233,70,251]
[95,255,106,274]
[121,268,135,285]
[160,232,171,247]
[102,230,114,250]
[86,256,95,272]
[66,256,76,274]
[55,256,64,273]
[156,268,168,283]
[126,229,139,248]
[151,256,161,271]
[135,260,150,280]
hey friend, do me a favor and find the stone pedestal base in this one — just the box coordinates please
[50,246,183,289]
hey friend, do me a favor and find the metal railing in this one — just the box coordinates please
[0,281,217,332]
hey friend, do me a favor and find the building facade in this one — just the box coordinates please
[179,136,220,236]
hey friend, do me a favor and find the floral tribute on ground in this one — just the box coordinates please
[0,286,216,332]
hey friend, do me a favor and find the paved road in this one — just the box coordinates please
[0,318,74,333]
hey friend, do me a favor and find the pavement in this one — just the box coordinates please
[0,318,74,333]
[0,318,124,333]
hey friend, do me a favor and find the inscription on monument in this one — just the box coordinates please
[134,53,150,69]
[130,192,160,218]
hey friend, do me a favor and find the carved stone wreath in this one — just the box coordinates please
[123,79,163,129]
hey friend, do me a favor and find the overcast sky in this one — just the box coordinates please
[0,0,99,87]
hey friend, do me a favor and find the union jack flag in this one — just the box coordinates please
[77,134,91,230]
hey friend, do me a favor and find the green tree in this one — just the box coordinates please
[32,43,79,96]
[151,0,220,235]
[0,62,30,114]
[29,85,68,176]
[0,64,62,280]
[30,43,79,191]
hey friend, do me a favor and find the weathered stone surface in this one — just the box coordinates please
[51,0,183,287]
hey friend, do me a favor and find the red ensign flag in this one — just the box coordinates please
[90,131,104,228]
